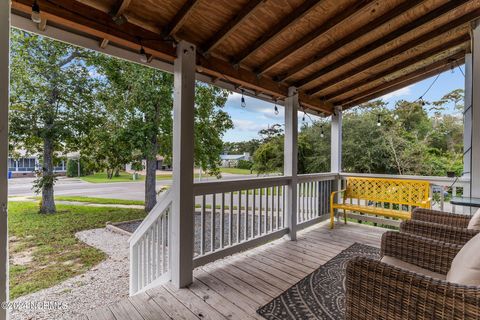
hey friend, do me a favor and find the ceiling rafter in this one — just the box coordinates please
[162,0,201,39]
[202,0,265,55]
[306,11,479,97]
[275,0,424,83]
[338,53,465,107]
[322,35,469,101]
[110,0,131,23]
[255,0,375,76]
[12,1,333,113]
[233,0,321,66]
[293,0,470,90]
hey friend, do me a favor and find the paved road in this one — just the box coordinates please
[7,174,258,200]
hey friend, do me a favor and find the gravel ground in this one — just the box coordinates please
[10,228,130,320]
[114,220,142,234]
[117,211,284,256]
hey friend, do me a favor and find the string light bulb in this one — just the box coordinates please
[274,101,279,115]
[241,89,246,108]
[139,46,148,63]
[31,1,41,23]
[377,114,382,127]
[320,125,325,138]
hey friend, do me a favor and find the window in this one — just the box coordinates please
[17,158,36,172]
[8,158,15,171]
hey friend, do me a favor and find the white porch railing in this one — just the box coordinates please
[129,172,470,295]
[129,189,172,295]
[297,173,336,227]
[192,173,337,267]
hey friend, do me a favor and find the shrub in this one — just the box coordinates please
[237,160,253,170]
[66,159,91,177]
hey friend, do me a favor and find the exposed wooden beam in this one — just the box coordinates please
[338,54,465,108]
[323,36,469,101]
[110,0,131,19]
[162,0,201,39]
[8,0,332,114]
[233,0,321,65]
[99,38,109,49]
[275,0,424,82]
[306,10,480,97]
[196,53,333,113]
[202,0,265,55]
[255,0,375,76]
[293,0,471,89]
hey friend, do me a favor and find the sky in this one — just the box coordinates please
[222,65,466,142]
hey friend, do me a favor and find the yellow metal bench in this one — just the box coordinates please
[330,177,431,229]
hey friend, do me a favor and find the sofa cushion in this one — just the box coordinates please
[381,256,446,280]
[467,208,480,230]
[447,233,480,285]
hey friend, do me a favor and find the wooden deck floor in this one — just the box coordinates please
[85,221,387,320]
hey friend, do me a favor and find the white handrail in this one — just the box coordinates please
[129,189,172,295]
[339,172,470,185]
[130,189,172,245]
[193,175,291,195]
[297,172,338,182]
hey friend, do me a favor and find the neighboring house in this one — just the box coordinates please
[220,152,250,168]
[8,150,67,178]
[125,156,172,173]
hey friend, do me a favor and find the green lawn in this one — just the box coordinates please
[32,196,144,206]
[81,168,255,184]
[80,172,144,183]
[8,201,146,299]
[219,167,254,175]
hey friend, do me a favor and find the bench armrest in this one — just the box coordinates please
[330,189,346,205]
[346,257,480,320]
[400,220,479,246]
[381,231,462,275]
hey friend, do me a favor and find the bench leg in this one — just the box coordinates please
[344,209,347,224]
[330,206,335,229]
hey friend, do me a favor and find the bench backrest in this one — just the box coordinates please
[345,177,430,207]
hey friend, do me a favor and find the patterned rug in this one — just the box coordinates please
[257,243,380,320]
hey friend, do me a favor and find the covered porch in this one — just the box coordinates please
[2,1,480,320]
[87,221,385,320]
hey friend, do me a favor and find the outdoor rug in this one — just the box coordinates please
[257,243,380,320]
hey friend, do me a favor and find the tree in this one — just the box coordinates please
[91,57,233,212]
[9,30,98,213]
[247,89,464,177]
[194,84,233,178]
[252,136,283,174]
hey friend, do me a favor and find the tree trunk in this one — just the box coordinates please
[40,138,56,214]
[145,155,157,212]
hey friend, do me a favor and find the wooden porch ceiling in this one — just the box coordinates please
[11,0,480,115]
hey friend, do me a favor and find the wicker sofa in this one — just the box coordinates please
[399,208,479,245]
[345,231,480,320]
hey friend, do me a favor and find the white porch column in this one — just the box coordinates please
[284,87,298,241]
[331,106,342,221]
[463,52,472,212]
[171,41,196,288]
[471,22,480,198]
[331,106,342,173]
[0,1,9,319]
